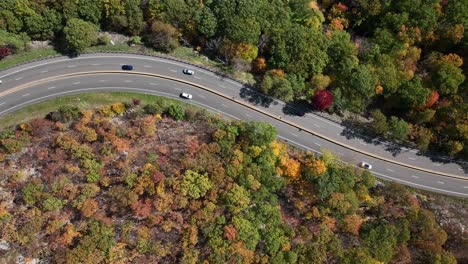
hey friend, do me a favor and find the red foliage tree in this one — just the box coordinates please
[0,46,11,59]
[153,170,164,183]
[132,98,141,106]
[131,199,152,218]
[313,90,334,111]
[423,90,439,109]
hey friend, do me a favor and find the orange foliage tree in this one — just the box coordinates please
[340,214,363,236]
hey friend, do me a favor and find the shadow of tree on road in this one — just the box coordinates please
[282,100,311,116]
[239,87,275,107]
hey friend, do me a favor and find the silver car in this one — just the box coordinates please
[180,92,193,99]
[359,161,372,170]
[183,69,195,75]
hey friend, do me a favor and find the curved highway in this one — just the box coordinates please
[0,53,467,197]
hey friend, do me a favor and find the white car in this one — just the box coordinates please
[0,80,2,84]
[180,92,193,99]
[183,69,195,75]
[359,161,372,170]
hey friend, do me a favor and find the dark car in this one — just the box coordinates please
[297,111,306,116]
[122,64,134,70]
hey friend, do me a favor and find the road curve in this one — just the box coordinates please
[0,53,467,197]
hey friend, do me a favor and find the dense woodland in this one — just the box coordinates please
[0,0,467,158]
[0,100,460,263]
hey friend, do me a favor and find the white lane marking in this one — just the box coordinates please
[73,82,80,85]
[22,93,30,97]
[275,137,467,198]
[0,79,464,197]
[246,114,252,118]
[149,83,158,86]
[0,102,4,106]
[174,87,182,91]
[169,69,177,72]
[124,80,133,83]
[219,85,226,88]
[386,169,394,172]
[47,86,56,90]
[144,65,152,68]
[0,55,465,164]
[434,163,441,167]
[464,186,468,189]
[99,80,107,82]
[313,124,320,128]
[197,94,206,98]
[221,104,229,108]
[359,142,367,146]
[336,133,341,136]
[15,77,23,80]
[408,157,416,160]
[194,76,201,80]
[91,63,100,66]
[67,65,76,68]
[290,133,298,137]
[40,70,48,73]
[437,181,445,184]
[314,142,321,147]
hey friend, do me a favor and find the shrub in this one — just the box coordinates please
[48,106,81,122]
[166,104,185,121]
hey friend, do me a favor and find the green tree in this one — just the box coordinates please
[370,109,389,136]
[0,10,24,33]
[42,196,66,211]
[388,116,410,141]
[63,18,98,53]
[316,166,355,199]
[166,104,185,121]
[180,170,213,199]
[326,30,359,77]
[432,62,465,96]
[243,121,277,147]
[232,216,260,251]
[224,184,250,214]
[77,0,103,25]
[361,222,398,262]
[23,9,62,40]
[269,23,329,78]
[336,64,378,112]
[260,73,294,102]
[195,7,217,38]
[124,0,145,35]
[394,76,431,111]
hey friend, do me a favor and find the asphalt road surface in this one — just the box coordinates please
[0,53,467,197]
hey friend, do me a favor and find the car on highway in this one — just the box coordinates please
[180,92,193,99]
[122,64,134,70]
[359,161,373,170]
[0,80,2,84]
[183,69,195,75]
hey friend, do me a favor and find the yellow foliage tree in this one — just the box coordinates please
[303,157,327,177]
[111,102,126,115]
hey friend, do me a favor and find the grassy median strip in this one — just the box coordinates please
[0,92,182,129]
